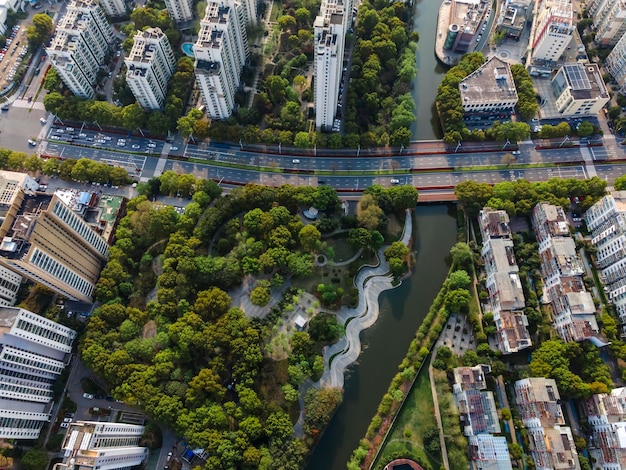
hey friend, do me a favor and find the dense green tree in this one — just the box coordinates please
[26,14,54,46]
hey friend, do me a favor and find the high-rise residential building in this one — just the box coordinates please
[46,0,114,98]
[585,192,626,329]
[0,307,76,439]
[587,0,626,46]
[584,387,626,469]
[0,193,109,302]
[532,202,599,342]
[0,266,21,306]
[53,421,147,470]
[164,0,193,22]
[529,0,574,64]
[514,378,581,470]
[194,0,248,120]
[314,1,345,130]
[606,33,626,95]
[478,208,531,354]
[125,28,176,111]
[0,171,38,240]
[551,63,610,117]
[98,0,126,17]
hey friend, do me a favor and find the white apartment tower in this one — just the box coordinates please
[54,421,147,470]
[97,0,126,17]
[588,0,626,46]
[606,32,626,94]
[529,0,574,64]
[125,28,176,111]
[46,0,114,99]
[0,307,76,439]
[194,0,249,120]
[314,0,347,130]
[164,0,194,22]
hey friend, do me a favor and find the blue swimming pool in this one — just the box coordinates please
[181,42,195,58]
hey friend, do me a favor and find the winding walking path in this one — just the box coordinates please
[317,210,413,390]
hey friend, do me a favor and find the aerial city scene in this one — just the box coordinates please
[1,0,626,467]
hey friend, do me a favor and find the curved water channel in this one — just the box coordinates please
[307,205,458,469]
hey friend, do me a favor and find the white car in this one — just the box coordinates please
[117,141,126,147]
[60,423,69,428]
[292,159,300,164]
[132,144,140,149]
[512,150,521,155]
[147,143,157,148]
[40,117,47,124]
[390,178,400,185]
[83,393,94,399]
[63,417,72,423]
[117,139,126,143]
[103,136,112,141]
[66,127,74,131]
[50,135,60,140]
[170,146,178,151]
[95,139,106,144]
[27,139,37,146]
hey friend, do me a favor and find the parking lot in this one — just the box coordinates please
[0,25,28,90]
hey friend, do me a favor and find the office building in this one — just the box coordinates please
[496,1,530,40]
[587,0,626,47]
[125,28,176,111]
[314,0,347,130]
[551,63,610,116]
[0,171,38,240]
[584,387,626,469]
[194,0,249,120]
[0,307,76,439]
[98,0,126,17]
[459,56,519,114]
[54,421,147,470]
[164,0,193,22]
[0,194,109,302]
[606,33,626,94]
[468,434,513,470]
[478,208,531,354]
[514,378,580,469]
[586,192,626,330]
[46,0,114,98]
[529,0,574,64]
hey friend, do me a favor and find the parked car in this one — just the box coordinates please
[40,117,47,124]
[83,393,94,399]
[390,178,400,185]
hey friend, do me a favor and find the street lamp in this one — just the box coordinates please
[357,144,360,158]
[455,141,462,153]
[239,138,243,150]
[502,139,510,150]
[559,135,570,148]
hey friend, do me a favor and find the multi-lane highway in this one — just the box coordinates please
[36,122,626,192]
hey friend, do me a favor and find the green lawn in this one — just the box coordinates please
[326,236,358,262]
[374,367,442,469]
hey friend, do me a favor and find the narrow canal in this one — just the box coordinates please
[411,0,447,141]
[307,205,458,469]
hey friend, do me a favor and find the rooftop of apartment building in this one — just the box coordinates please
[0,306,22,337]
[197,28,225,49]
[564,290,596,315]
[516,377,561,404]
[455,388,501,435]
[195,59,221,75]
[468,434,512,468]
[535,203,570,237]
[479,208,511,239]
[203,1,231,24]
[48,30,82,54]
[543,236,580,266]
[459,56,519,105]
[491,271,525,308]
[453,364,490,390]
[553,63,609,101]
[498,310,531,352]
[585,387,626,421]
[528,425,579,470]
[448,0,490,36]
[127,28,166,64]
[486,238,518,271]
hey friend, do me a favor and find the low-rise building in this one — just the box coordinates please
[551,63,610,117]
[584,388,626,469]
[53,421,147,470]
[442,0,490,54]
[468,434,513,470]
[479,208,531,354]
[0,307,76,439]
[514,378,580,469]
[459,56,519,114]
[496,1,529,40]
[532,202,599,342]
[453,364,491,391]
[452,365,500,436]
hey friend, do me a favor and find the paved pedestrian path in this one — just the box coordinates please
[316,210,413,390]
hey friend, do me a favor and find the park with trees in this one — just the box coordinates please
[85,176,418,468]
